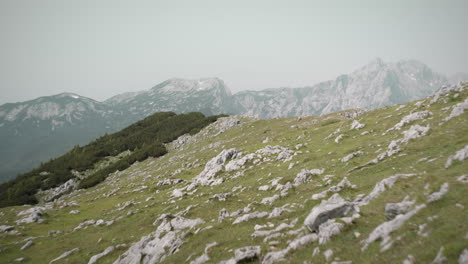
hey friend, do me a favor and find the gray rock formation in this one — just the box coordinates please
[114,215,204,264]
[356,174,416,206]
[49,248,79,264]
[445,145,468,168]
[88,246,115,264]
[384,196,415,220]
[234,246,261,263]
[427,183,449,203]
[194,148,240,186]
[361,204,426,252]
[304,194,356,232]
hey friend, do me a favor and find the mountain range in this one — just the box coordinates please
[0,58,463,182]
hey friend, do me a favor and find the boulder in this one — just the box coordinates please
[384,196,415,220]
[234,246,261,262]
[304,194,356,232]
[194,148,240,186]
[351,120,365,130]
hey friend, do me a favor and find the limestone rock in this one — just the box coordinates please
[233,212,268,224]
[361,204,426,251]
[318,219,344,244]
[194,148,240,186]
[356,174,416,206]
[445,145,468,168]
[0,225,14,232]
[444,98,468,121]
[351,120,365,130]
[384,196,415,220]
[16,207,46,224]
[234,246,261,262]
[49,248,79,264]
[304,194,356,232]
[427,183,449,203]
[21,240,33,250]
[293,169,324,185]
[341,151,363,163]
[388,111,432,131]
[88,246,115,264]
[459,249,468,264]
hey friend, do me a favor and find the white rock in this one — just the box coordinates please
[261,195,280,205]
[16,207,46,224]
[21,240,33,250]
[351,120,365,130]
[258,185,270,191]
[49,248,79,263]
[444,98,468,121]
[194,148,240,186]
[445,145,468,168]
[88,246,115,264]
[388,111,432,131]
[335,134,344,143]
[356,174,416,206]
[457,175,468,184]
[459,249,468,264]
[234,246,261,262]
[432,247,447,264]
[233,212,268,224]
[384,196,415,220]
[324,249,334,262]
[0,225,14,232]
[69,210,80,215]
[318,219,344,244]
[304,194,356,232]
[190,242,217,264]
[403,254,415,264]
[427,183,449,203]
[341,151,363,162]
[361,204,426,251]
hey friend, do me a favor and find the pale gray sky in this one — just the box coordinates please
[0,0,467,104]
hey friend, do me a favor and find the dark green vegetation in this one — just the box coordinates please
[0,112,223,207]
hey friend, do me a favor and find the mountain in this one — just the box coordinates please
[232,59,449,118]
[0,59,460,182]
[105,77,234,121]
[0,93,118,182]
[0,82,466,263]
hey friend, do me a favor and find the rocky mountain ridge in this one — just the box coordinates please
[0,82,466,263]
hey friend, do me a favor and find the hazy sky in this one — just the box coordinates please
[0,0,467,104]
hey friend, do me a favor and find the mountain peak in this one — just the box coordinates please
[151,77,229,93]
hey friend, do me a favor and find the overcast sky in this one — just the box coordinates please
[0,0,467,104]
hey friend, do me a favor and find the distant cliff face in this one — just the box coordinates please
[231,59,449,118]
[0,59,461,182]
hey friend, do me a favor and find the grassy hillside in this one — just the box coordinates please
[0,84,466,264]
[0,112,224,207]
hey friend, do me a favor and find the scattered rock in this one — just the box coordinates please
[403,255,415,264]
[459,249,468,264]
[432,247,447,264]
[262,234,317,264]
[156,178,184,186]
[384,196,415,220]
[69,210,80,215]
[190,242,218,264]
[194,148,240,186]
[324,249,334,262]
[351,120,365,130]
[445,145,468,168]
[335,134,344,143]
[0,225,14,232]
[261,195,280,205]
[361,204,426,251]
[341,151,363,163]
[20,240,33,250]
[88,246,115,264]
[49,248,79,264]
[234,246,261,263]
[16,207,46,224]
[233,212,268,224]
[356,174,416,206]
[427,183,449,203]
[304,194,356,232]
[444,98,468,121]
[318,219,344,244]
[114,215,204,263]
[457,175,468,184]
[387,111,432,132]
[293,169,324,185]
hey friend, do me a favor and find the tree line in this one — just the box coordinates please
[0,111,224,207]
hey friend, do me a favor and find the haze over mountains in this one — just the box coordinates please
[0,58,463,182]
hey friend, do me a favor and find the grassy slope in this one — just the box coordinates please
[0,85,467,264]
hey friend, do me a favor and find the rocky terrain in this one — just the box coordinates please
[0,59,456,182]
[0,82,466,263]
